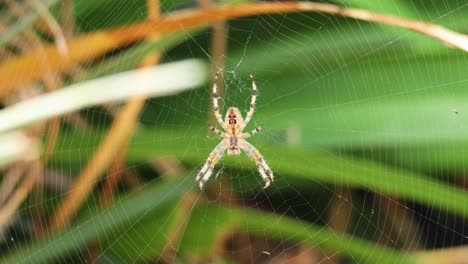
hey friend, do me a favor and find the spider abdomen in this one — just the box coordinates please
[230,134,238,147]
[227,135,241,155]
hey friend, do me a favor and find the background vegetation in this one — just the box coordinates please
[0,0,467,263]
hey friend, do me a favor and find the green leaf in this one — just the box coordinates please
[223,43,468,171]
[0,176,194,264]
[180,204,422,264]
[103,202,181,262]
[52,128,468,218]
[337,0,437,51]
[179,203,237,256]
[1,176,420,264]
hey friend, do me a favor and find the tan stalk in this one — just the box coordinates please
[374,194,423,251]
[0,161,42,228]
[59,0,74,38]
[415,246,468,264]
[1,2,467,98]
[0,163,28,205]
[48,96,146,232]
[28,0,68,56]
[2,0,64,236]
[97,0,163,209]
[323,186,353,264]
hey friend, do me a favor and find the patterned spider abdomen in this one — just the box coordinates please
[228,135,241,155]
[225,107,243,155]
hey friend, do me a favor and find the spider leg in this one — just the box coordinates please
[195,142,226,190]
[212,73,225,126]
[242,124,264,138]
[241,141,274,189]
[208,124,226,137]
[242,73,258,129]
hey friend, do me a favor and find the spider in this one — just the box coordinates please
[195,73,274,190]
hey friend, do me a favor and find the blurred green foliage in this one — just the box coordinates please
[2,0,468,263]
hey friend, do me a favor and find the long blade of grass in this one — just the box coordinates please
[52,128,468,218]
[226,48,468,147]
[220,28,468,173]
[0,59,207,133]
[0,132,39,167]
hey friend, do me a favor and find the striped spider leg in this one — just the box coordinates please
[195,142,226,189]
[240,140,274,189]
[195,73,274,190]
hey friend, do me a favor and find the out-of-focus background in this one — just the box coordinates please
[0,0,468,263]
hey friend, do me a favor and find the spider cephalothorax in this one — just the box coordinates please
[226,107,243,126]
[195,73,274,190]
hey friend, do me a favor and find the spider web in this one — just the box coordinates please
[2,0,468,263]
